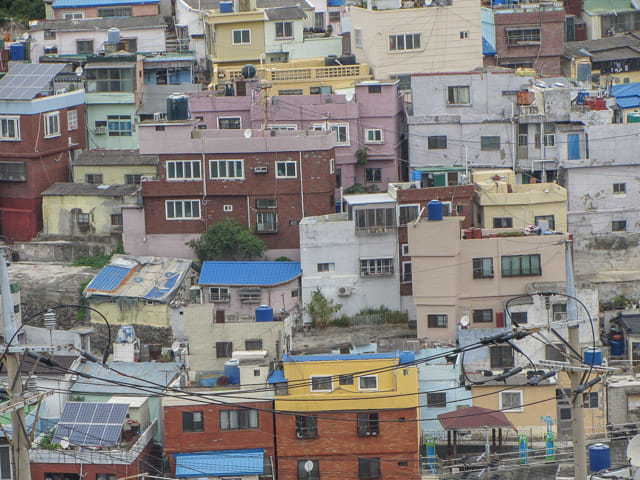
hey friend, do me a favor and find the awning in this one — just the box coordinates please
[268,370,287,384]
[437,406,516,431]
[175,449,264,477]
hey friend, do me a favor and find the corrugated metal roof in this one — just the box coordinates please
[283,352,399,362]
[42,183,139,196]
[31,15,165,31]
[70,361,182,394]
[343,193,394,205]
[53,0,159,8]
[175,449,264,477]
[438,406,516,430]
[616,96,640,109]
[86,265,134,293]
[74,149,158,166]
[265,5,306,20]
[267,370,287,383]
[198,261,301,286]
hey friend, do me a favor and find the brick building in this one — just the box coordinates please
[0,63,86,243]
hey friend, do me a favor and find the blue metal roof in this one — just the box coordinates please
[616,96,640,109]
[612,82,640,108]
[86,265,134,292]
[175,449,264,477]
[198,261,302,286]
[267,370,287,383]
[482,37,496,56]
[53,0,158,8]
[71,361,182,395]
[283,352,400,362]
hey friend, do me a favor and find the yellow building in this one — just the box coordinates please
[206,6,266,67]
[472,169,568,232]
[72,150,158,185]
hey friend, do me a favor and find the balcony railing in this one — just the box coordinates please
[223,64,369,84]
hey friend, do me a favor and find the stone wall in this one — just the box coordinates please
[12,235,120,262]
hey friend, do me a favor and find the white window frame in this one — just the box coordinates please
[167,160,202,181]
[232,29,251,45]
[310,375,333,392]
[447,85,471,105]
[330,158,335,174]
[398,204,420,225]
[43,111,61,138]
[63,11,84,19]
[0,116,20,141]
[165,199,201,220]
[256,212,278,233]
[354,28,362,48]
[317,262,335,273]
[613,183,627,195]
[401,261,412,284]
[218,116,242,129]
[329,123,350,146]
[358,375,378,391]
[360,258,394,276]
[276,160,297,178]
[499,390,523,412]
[275,21,293,39]
[209,159,244,179]
[268,124,297,131]
[310,124,325,132]
[223,205,233,212]
[388,33,422,52]
[401,243,409,256]
[365,129,383,144]
[67,109,78,131]
[210,286,230,302]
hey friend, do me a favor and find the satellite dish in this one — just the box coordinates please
[627,434,640,467]
[172,341,180,351]
[304,460,315,473]
[241,64,257,79]
[244,129,252,138]
[459,315,470,328]
[60,437,69,449]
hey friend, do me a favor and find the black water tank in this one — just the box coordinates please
[325,54,339,66]
[340,52,356,65]
[242,64,257,78]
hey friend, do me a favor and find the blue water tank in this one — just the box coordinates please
[166,93,189,121]
[427,200,443,221]
[589,443,610,472]
[10,43,24,61]
[224,359,240,384]
[584,347,602,366]
[256,305,274,322]
[611,338,625,356]
[410,170,423,182]
[577,91,588,105]
[220,1,234,12]
[116,325,136,343]
[399,351,415,365]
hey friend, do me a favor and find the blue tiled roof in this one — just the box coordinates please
[198,261,302,286]
[175,449,264,477]
[86,265,133,292]
[53,0,158,8]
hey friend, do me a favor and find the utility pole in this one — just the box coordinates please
[262,84,272,130]
[565,239,587,480]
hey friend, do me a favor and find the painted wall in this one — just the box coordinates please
[176,0,209,63]
[52,4,160,19]
[207,13,266,63]
[87,299,172,328]
[72,164,157,185]
[86,95,138,150]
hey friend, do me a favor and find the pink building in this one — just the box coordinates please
[188,80,405,194]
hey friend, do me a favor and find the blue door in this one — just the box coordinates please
[568,134,580,160]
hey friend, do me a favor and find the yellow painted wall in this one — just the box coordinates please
[88,300,171,328]
[73,165,157,185]
[207,11,265,63]
[278,357,419,412]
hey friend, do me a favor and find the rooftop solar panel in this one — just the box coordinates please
[53,401,129,447]
[0,63,66,101]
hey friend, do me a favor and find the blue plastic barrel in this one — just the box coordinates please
[224,359,240,384]
[584,347,602,366]
[220,1,234,12]
[410,170,423,182]
[589,443,610,472]
[10,43,24,61]
[256,305,273,322]
[611,338,624,356]
[427,200,443,221]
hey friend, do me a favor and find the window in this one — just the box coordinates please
[490,345,514,369]
[182,411,204,432]
[63,12,83,19]
[339,374,354,385]
[330,124,349,145]
[268,124,297,131]
[275,21,293,38]
[472,258,493,279]
[85,174,103,185]
[278,89,303,95]
[354,28,362,47]
[460,30,469,39]
[365,168,381,183]
[511,311,528,324]
[85,67,133,93]
[122,38,137,52]
[97,6,132,16]
[359,376,378,391]
[368,85,382,94]
[583,392,598,409]
[355,207,395,230]
[447,86,470,105]
[401,243,409,256]
[357,412,379,435]
[44,111,60,138]
[481,136,500,150]
[401,262,412,283]
[232,29,251,45]
[501,254,541,277]
[76,40,94,54]
[210,159,243,179]
[499,391,522,412]
[0,116,20,140]
[310,376,333,392]
[220,409,259,430]
[0,161,26,182]
[493,217,513,228]
[257,212,278,233]
[67,110,78,131]
[77,212,90,224]
[210,287,230,302]
[111,214,123,226]
[218,117,241,129]
[613,183,627,195]
[168,160,201,180]
[96,475,116,480]
[295,415,318,439]
[365,129,383,143]
[535,215,555,230]
[276,161,297,178]
[473,309,493,323]
[245,339,263,350]
[256,199,277,209]
[358,458,381,479]
[166,200,201,220]
[426,392,446,407]
[107,115,132,137]
[428,135,447,149]
[612,220,627,232]
[389,33,421,51]
[328,11,341,22]
[297,460,319,480]
[330,158,335,174]
[125,174,141,185]
[506,28,541,45]
[317,263,334,273]
[518,123,528,146]
[543,123,556,146]
[360,258,393,276]
[545,343,566,362]
[216,342,233,358]
[239,288,261,303]
[427,314,448,328]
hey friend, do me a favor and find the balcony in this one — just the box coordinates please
[221,63,370,85]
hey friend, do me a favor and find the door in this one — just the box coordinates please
[568,134,580,160]
[215,309,225,324]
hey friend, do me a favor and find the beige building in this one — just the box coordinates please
[206,8,266,66]
[407,216,568,342]
[72,150,158,185]
[473,169,568,232]
[350,0,483,80]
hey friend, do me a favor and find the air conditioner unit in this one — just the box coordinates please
[94,126,107,135]
[554,312,567,322]
[337,286,351,296]
[153,112,165,121]
[365,431,371,436]
[141,175,155,182]
[253,166,268,173]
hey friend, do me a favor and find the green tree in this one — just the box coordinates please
[187,218,267,262]
[304,288,341,329]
